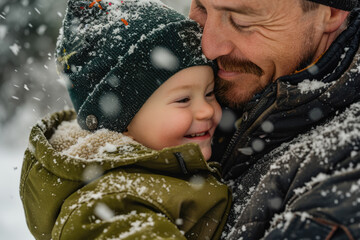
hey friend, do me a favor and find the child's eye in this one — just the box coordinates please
[176,97,190,103]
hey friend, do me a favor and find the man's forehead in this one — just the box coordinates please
[197,0,268,15]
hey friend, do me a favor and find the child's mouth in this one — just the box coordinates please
[184,131,210,139]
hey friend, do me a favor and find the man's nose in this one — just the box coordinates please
[201,15,235,60]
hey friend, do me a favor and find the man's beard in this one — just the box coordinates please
[296,29,317,72]
[215,56,264,110]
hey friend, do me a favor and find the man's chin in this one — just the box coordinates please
[218,94,251,110]
[215,77,256,110]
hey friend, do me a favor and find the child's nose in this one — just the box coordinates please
[195,101,215,120]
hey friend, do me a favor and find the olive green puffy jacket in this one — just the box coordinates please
[20,110,232,240]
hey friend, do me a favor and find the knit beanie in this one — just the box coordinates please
[306,0,359,11]
[56,0,216,132]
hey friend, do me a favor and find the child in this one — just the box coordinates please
[20,0,231,239]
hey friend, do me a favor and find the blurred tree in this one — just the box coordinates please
[0,0,69,126]
[162,0,191,14]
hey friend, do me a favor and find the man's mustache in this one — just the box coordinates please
[217,56,264,77]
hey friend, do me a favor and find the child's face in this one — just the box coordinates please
[126,66,222,161]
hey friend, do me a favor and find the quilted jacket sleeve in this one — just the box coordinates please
[52,188,186,240]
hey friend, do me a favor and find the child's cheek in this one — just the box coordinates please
[162,113,192,142]
[214,104,223,126]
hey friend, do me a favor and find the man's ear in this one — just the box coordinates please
[324,8,350,33]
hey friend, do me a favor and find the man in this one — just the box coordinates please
[190,0,360,239]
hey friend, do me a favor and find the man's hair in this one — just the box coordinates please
[300,0,320,12]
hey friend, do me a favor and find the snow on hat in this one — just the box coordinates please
[306,0,359,11]
[56,0,216,132]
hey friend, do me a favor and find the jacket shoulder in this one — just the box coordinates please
[226,101,360,239]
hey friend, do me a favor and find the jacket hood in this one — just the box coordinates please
[48,118,146,160]
[29,110,220,181]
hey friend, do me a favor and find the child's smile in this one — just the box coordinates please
[185,130,210,138]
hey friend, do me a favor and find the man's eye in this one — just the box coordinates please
[230,17,250,31]
[176,97,190,103]
[206,90,215,97]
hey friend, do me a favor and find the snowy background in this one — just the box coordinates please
[0,0,191,239]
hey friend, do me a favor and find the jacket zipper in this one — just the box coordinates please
[221,95,270,168]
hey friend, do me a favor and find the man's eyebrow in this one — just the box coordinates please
[195,0,205,9]
[195,0,260,16]
[218,6,260,16]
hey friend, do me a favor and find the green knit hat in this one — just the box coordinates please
[306,0,359,11]
[56,0,216,132]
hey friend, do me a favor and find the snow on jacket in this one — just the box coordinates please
[218,9,360,240]
[20,110,232,240]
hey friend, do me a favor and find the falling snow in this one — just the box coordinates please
[0,25,7,40]
[150,46,179,71]
[9,43,21,56]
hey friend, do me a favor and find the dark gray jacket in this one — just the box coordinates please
[219,9,360,240]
